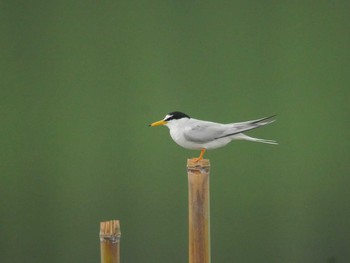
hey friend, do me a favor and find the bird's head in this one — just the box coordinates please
[149,111,190,127]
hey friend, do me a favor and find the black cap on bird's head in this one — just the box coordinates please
[164,111,190,121]
[149,111,190,126]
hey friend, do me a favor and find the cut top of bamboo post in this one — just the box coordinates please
[100,220,121,243]
[187,159,210,171]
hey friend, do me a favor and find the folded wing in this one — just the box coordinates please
[183,121,228,143]
[183,115,276,142]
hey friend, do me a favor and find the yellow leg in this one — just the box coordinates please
[192,148,206,162]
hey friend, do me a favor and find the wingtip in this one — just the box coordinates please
[252,114,277,125]
[266,114,278,120]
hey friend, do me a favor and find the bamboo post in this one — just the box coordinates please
[100,220,121,263]
[187,159,211,263]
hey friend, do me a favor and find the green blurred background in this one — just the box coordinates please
[1,1,350,262]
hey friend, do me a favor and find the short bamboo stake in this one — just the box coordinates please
[100,220,121,263]
[187,159,211,263]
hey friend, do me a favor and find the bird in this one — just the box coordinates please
[149,111,277,162]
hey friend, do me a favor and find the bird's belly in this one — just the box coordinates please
[169,131,202,150]
[169,130,231,150]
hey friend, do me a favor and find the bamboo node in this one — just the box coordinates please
[100,234,121,243]
[187,167,210,173]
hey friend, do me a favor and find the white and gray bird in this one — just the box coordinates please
[149,111,277,161]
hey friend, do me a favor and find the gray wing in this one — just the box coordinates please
[184,115,276,142]
[183,121,228,143]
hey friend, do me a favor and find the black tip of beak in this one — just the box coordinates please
[148,124,151,127]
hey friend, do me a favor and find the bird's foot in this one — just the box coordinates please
[191,157,203,163]
[191,149,206,163]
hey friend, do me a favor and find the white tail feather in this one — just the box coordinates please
[232,134,278,145]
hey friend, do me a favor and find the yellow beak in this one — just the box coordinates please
[149,120,167,127]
